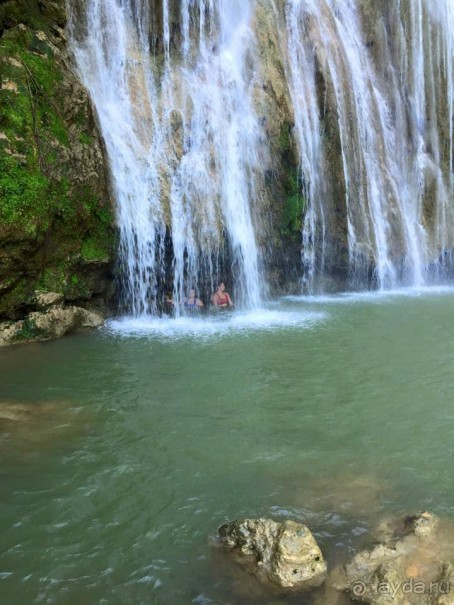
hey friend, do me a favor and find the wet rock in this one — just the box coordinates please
[0,399,91,458]
[0,400,63,424]
[0,321,19,347]
[28,307,104,339]
[0,306,104,346]
[333,512,449,604]
[431,563,454,605]
[374,512,440,546]
[0,402,37,424]
[217,518,327,592]
[35,291,65,310]
[0,1,115,322]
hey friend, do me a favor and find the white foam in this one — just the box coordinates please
[284,285,454,305]
[104,308,326,341]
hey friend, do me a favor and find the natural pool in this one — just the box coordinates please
[1,288,454,604]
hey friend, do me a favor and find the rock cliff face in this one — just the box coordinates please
[252,0,305,293]
[0,0,115,322]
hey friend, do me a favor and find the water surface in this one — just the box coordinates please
[1,290,454,604]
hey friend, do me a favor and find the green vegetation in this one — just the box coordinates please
[79,132,93,146]
[81,236,111,262]
[13,316,39,342]
[0,27,70,231]
[281,170,306,237]
[0,1,44,32]
[0,18,115,319]
[278,123,292,154]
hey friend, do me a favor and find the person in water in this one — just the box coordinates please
[211,282,234,307]
[184,289,204,309]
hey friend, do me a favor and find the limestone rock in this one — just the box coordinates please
[0,400,60,424]
[79,308,105,329]
[374,512,440,546]
[0,321,20,347]
[28,306,104,339]
[217,518,327,592]
[35,291,64,310]
[334,512,447,605]
[0,306,104,346]
[432,563,454,605]
[0,1,115,321]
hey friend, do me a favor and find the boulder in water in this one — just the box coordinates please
[217,518,327,592]
[372,511,440,549]
[0,306,104,346]
[431,563,454,605]
[333,511,454,605]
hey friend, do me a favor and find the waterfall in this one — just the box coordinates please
[67,0,264,314]
[68,0,454,303]
[285,0,454,291]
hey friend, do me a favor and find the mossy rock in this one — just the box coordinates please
[0,3,115,320]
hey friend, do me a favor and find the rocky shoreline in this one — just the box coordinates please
[0,289,104,346]
[216,512,454,604]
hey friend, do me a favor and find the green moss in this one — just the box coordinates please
[0,27,71,234]
[36,266,68,292]
[79,132,93,146]
[0,278,35,318]
[13,317,39,342]
[0,18,115,320]
[0,156,51,232]
[0,1,43,32]
[81,237,111,262]
[279,123,292,153]
[281,170,306,237]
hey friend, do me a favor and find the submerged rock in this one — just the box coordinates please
[217,518,327,592]
[432,563,454,605]
[333,512,454,605]
[0,399,90,456]
[0,400,63,424]
[291,472,388,520]
[374,511,440,545]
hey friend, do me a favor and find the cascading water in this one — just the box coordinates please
[285,0,454,291]
[67,0,265,314]
[68,0,454,304]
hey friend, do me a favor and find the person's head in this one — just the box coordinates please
[189,288,195,298]
[218,282,225,292]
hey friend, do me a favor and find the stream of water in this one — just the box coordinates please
[2,290,454,604]
[68,0,264,312]
[68,0,454,302]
